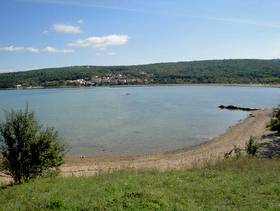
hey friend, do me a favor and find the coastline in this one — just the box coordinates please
[61,109,273,177]
[1,83,280,91]
[0,108,274,184]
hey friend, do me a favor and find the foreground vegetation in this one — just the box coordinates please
[268,108,280,134]
[0,107,64,183]
[1,59,280,88]
[0,158,279,210]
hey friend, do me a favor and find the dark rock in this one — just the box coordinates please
[219,105,259,111]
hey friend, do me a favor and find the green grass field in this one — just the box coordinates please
[0,158,279,210]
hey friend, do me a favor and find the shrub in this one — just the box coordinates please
[234,145,242,159]
[274,108,280,119]
[268,108,280,133]
[224,150,232,159]
[0,106,65,183]
[224,145,242,160]
[245,137,259,156]
[269,119,280,133]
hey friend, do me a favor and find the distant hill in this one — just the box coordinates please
[1,59,280,88]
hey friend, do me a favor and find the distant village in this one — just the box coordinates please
[15,72,155,89]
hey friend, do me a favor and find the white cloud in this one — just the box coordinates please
[52,23,81,34]
[0,46,24,52]
[68,34,129,49]
[77,19,84,24]
[94,52,116,56]
[42,46,74,53]
[107,52,116,56]
[0,45,74,54]
[0,46,39,53]
[26,47,39,53]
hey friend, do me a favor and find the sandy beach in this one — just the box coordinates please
[0,109,273,185]
[0,109,273,184]
[60,109,273,177]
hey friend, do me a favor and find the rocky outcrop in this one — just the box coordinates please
[219,105,259,111]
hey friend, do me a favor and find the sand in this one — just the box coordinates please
[60,109,273,177]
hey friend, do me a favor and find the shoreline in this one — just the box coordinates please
[1,83,280,91]
[0,109,273,183]
[61,109,273,176]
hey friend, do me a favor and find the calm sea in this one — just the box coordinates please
[0,85,279,155]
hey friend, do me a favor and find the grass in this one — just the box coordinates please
[0,158,280,210]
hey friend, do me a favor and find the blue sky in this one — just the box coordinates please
[0,0,280,72]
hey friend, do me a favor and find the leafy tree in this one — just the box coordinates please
[0,107,65,183]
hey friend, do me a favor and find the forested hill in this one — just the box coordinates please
[1,59,280,88]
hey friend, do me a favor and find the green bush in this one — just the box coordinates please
[269,119,280,133]
[0,106,65,183]
[273,108,280,119]
[234,145,242,159]
[268,109,280,133]
[245,137,259,156]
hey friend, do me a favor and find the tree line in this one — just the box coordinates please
[1,59,280,88]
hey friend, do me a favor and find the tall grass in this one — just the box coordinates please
[0,157,279,210]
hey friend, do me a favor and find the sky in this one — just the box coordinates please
[0,0,280,72]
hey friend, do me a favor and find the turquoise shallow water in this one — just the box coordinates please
[0,85,280,155]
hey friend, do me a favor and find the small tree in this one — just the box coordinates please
[268,108,280,133]
[245,137,259,156]
[0,107,64,183]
